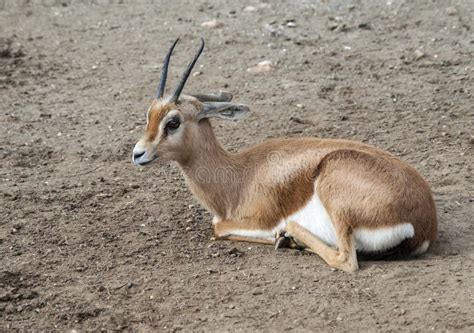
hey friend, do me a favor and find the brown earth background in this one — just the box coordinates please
[1,0,473,331]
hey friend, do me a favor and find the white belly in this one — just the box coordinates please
[280,191,415,253]
[281,191,337,247]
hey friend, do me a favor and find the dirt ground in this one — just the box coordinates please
[1,0,473,331]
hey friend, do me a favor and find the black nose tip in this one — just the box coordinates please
[133,151,145,159]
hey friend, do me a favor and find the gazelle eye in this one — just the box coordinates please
[165,117,180,133]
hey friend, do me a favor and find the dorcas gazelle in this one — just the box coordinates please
[132,38,437,272]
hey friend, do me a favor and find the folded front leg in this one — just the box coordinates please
[213,220,275,245]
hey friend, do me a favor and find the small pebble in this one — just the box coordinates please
[446,6,458,16]
[247,60,275,74]
[414,49,425,60]
[201,20,224,29]
[243,6,257,12]
[227,247,243,257]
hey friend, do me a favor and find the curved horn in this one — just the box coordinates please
[169,38,205,103]
[157,38,179,99]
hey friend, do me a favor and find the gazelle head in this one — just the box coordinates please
[132,38,249,166]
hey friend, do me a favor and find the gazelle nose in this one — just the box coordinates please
[133,151,145,160]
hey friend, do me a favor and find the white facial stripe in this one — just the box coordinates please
[146,105,152,125]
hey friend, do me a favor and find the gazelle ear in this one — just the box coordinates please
[195,102,249,121]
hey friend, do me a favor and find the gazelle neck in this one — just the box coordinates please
[178,121,244,219]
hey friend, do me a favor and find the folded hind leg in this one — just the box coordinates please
[286,221,359,272]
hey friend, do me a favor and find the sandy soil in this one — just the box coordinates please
[1,0,473,331]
